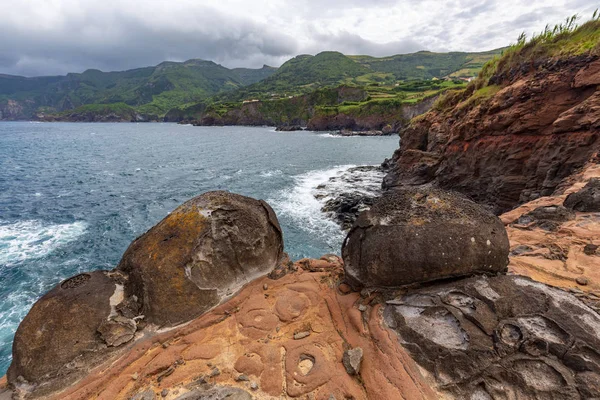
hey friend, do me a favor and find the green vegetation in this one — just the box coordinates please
[476,12,600,88]
[430,12,600,116]
[1,48,501,120]
[0,60,276,119]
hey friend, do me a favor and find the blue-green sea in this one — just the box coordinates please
[0,122,397,374]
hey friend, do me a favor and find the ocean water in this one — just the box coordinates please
[0,122,398,375]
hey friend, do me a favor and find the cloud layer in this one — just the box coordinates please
[0,0,595,76]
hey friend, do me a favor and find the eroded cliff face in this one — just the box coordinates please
[383,55,600,213]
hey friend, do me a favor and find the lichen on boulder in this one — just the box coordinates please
[342,187,510,288]
[117,191,284,327]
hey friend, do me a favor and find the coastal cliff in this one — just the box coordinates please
[170,86,438,134]
[383,22,600,212]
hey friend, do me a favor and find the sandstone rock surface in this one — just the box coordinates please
[33,259,438,400]
[502,162,600,302]
[117,191,283,327]
[342,187,510,288]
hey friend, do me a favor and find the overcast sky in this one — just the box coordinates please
[0,0,596,76]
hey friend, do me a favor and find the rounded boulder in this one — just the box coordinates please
[7,271,128,392]
[117,191,283,327]
[342,187,509,288]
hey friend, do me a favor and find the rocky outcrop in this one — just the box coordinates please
[383,55,600,214]
[16,257,438,400]
[342,187,510,288]
[307,95,438,133]
[502,161,600,298]
[117,191,284,327]
[384,274,600,399]
[318,165,386,230]
[564,177,600,211]
[5,179,600,399]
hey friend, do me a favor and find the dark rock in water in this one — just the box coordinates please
[117,191,284,327]
[322,193,376,230]
[384,274,600,399]
[316,166,385,230]
[7,271,133,394]
[564,178,600,212]
[275,125,303,131]
[342,187,509,288]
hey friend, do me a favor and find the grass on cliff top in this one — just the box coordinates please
[428,13,600,116]
[479,13,600,86]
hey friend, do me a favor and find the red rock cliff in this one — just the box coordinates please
[383,54,600,213]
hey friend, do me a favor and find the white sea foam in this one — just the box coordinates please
[0,220,87,265]
[269,165,357,248]
[269,164,386,250]
[260,169,282,178]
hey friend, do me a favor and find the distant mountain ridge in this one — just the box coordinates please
[0,60,276,120]
[0,49,502,121]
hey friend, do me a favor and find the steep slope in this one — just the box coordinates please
[383,18,600,214]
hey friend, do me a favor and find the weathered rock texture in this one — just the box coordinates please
[117,191,283,327]
[32,259,438,400]
[342,187,510,288]
[383,55,600,214]
[7,271,131,396]
[384,274,600,399]
[502,161,600,300]
[6,191,285,398]
[564,177,600,212]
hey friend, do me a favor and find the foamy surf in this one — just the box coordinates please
[269,165,358,249]
[0,220,88,266]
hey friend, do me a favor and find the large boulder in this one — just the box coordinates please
[384,274,600,398]
[564,178,600,212]
[7,271,134,395]
[117,191,283,327]
[342,187,509,288]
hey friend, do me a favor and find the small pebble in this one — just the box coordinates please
[131,372,138,381]
[161,342,169,349]
[358,304,367,312]
[210,367,220,377]
[576,276,590,286]
[161,389,168,398]
[294,331,311,340]
[263,283,268,290]
[235,374,249,382]
[250,382,259,391]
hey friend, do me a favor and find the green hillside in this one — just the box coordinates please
[350,49,503,81]
[0,60,276,120]
[0,48,502,121]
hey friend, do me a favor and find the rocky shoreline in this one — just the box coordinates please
[2,37,600,400]
[1,162,598,399]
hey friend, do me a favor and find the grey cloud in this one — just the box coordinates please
[305,29,424,56]
[0,5,299,76]
[0,0,593,77]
